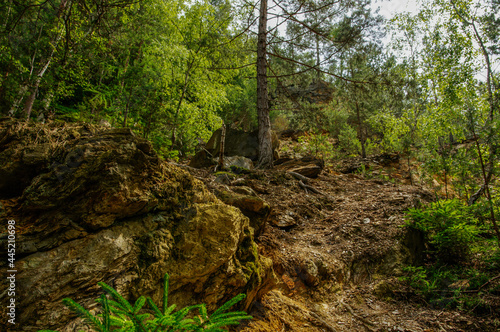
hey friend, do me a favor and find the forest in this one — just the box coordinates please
[1,0,500,330]
[1,0,498,180]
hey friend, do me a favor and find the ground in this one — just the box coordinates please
[184,154,500,332]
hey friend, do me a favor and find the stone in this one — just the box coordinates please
[189,128,279,168]
[281,80,335,105]
[223,155,253,170]
[270,214,297,228]
[216,190,271,237]
[297,258,319,287]
[0,119,276,331]
[188,149,216,168]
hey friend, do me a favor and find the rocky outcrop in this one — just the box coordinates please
[189,128,279,168]
[216,188,271,237]
[279,80,335,105]
[0,119,275,331]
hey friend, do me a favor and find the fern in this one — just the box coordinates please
[38,273,252,332]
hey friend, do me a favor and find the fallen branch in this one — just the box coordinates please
[288,171,310,183]
[463,274,500,293]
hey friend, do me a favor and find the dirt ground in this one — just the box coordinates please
[185,153,500,332]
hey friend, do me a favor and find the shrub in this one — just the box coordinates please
[405,199,482,263]
[338,125,361,157]
[39,273,251,332]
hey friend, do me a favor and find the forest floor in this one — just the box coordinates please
[185,148,500,331]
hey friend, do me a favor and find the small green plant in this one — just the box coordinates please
[400,266,433,295]
[405,199,482,263]
[338,125,361,157]
[296,132,335,161]
[355,164,373,178]
[39,273,251,332]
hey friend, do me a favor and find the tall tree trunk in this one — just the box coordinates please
[24,58,52,120]
[315,34,321,81]
[257,0,273,168]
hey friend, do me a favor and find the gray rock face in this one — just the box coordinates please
[0,120,275,331]
[189,128,279,168]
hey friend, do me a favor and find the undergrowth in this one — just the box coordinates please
[401,199,500,314]
[39,273,252,332]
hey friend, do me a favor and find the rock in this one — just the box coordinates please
[231,186,258,197]
[297,258,319,287]
[224,156,253,170]
[214,172,236,185]
[0,119,276,331]
[189,128,279,168]
[373,280,394,299]
[270,214,297,228]
[216,190,271,237]
[280,80,334,105]
[275,156,324,178]
[188,149,216,168]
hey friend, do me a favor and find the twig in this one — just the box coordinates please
[288,171,310,183]
[462,274,500,293]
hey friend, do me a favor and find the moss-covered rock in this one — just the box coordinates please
[216,189,271,237]
[0,119,276,331]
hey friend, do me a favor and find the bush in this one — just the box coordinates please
[39,273,251,332]
[296,132,335,161]
[338,125,361,157]
[405,199,482,263]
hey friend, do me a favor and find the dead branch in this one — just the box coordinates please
[299,180,324,195]
[287,171,310,183]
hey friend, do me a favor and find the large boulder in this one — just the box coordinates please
[0,119,275,331]
[189,128,279,168]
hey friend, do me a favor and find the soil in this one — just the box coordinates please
[184,155,500,332]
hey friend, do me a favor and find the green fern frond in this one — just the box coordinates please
[210,294,246,318]
[162,273,169,315]
[109,315,127,326]
[98,282,134,312]
[42,273,252,332]
[199,303,208,321]
[158,315,176,326]
[62,298,105,331]
[133,296,146,314]
[146,297,162,317]
[211,311,252,320]
[165,303,177,315]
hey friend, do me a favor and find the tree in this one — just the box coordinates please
[250,0,385,166]
[256,0,273,168]
[384,0,500,245]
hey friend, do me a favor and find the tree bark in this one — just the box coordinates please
[257,0,273,168]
